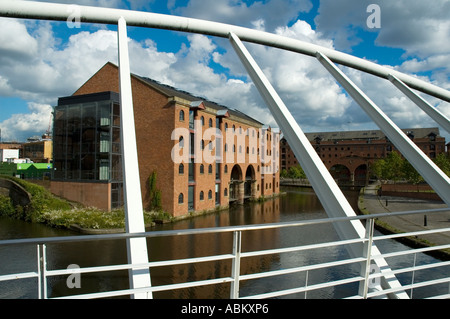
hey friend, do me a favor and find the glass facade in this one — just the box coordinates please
[53,92,123,208]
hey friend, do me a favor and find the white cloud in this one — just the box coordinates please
[0,102,53,141]
[174,0,313,32]
[0,0,448,143]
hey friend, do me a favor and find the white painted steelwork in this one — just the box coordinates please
[229,33,408,298]
[0,0,450,103]
[117,17,152,299]
[0,0,449,299]
[316,52,450,208]
[0,209,449,299]
[387,74,450,134]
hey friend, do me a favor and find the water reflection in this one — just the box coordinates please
[0,187,447,299]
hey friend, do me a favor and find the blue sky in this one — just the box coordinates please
[0,0,449,142]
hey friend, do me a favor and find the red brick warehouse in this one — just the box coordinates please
[280,128,446,185]
[51,62,280,217]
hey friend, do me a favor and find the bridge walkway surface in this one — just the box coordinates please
[360,182,450,257]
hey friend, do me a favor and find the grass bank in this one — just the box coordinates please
[0,176,173,231]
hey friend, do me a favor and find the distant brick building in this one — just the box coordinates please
[51,62,280,216]
[280,128,446,185]
[22,139,53,163]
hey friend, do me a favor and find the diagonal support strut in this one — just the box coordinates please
[118,17,152,299]
[229,32,409,299]
[316,52,450,208]
[388,74,450,134]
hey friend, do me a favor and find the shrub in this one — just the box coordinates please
[0,194,15,217]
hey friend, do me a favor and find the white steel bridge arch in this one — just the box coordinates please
[1,1,449,299]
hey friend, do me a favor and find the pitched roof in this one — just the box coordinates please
[134,74,263,126]
[302,127,441,142]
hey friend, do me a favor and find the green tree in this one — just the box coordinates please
[147,170,162,211]
[383,152,404,182]
[433,153,450,177]
[372,152,405,182]
[287,165,306,179]
[402,160,424,184]
[371,158,385,179]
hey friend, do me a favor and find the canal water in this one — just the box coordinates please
[0,187,447,299]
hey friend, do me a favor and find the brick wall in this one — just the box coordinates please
[50,181,111,211]
[67,62,281,216]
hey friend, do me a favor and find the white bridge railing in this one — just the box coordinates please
[0,1,449,299]
[1,209,449,299]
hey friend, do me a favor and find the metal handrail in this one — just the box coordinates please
[0,208,448,247]
[1,208,449,299]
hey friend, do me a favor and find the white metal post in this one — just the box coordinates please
[388,74,450,134]
[117,17,152,299]
[359,218,375,299]
[316,52,450,208]
[230,230,242,299]
[229,33,408,299]
[37,244,47,299]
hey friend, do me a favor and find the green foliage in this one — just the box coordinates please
[0,176,173,230]
[285,165,306,179]
[402,160,424,185]
[0,176,73,222]
[371,151,450,184]
[147,170,162,211]
[34,207,163,229]
[371,152,404,182]
[0,194,15,217]
[434,153,450,177]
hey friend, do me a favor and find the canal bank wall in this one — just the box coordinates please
[358,182,450,260]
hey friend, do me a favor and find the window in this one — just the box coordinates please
[189,110,194,129]
[179,110,185,121]
[200,191,204,201]
[208,164,213,174]
[200,164,204,174]
[178,193,184,204]
[189,159,194,181]
[215,184,220,205]
[208,190,213,199]
[201,116,205,126]
[224,165,228,173]
[190,133,194,156]
[188,186,194,211]
[209,118,213,127]
[179,136,184,148]
[224,188,228,197]
[179,164,184,174]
